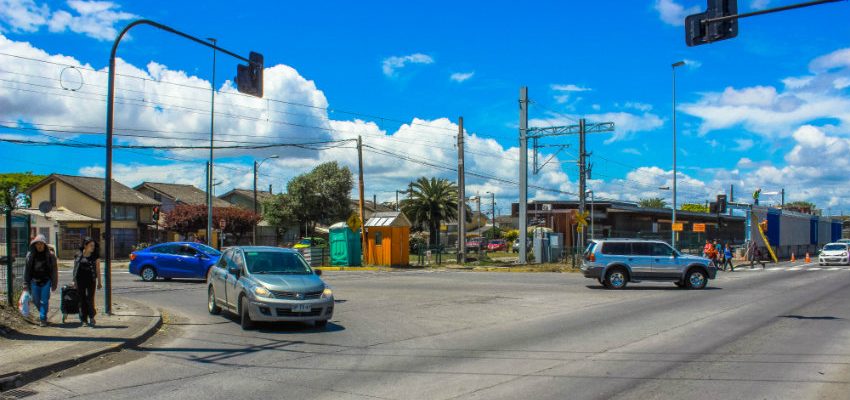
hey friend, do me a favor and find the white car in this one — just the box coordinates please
[819,243,850,266]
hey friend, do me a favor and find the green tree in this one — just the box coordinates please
[281,162,354,235]
[681,203,709,213]
[262,193,298,239]
[503,229,519,243]
[401,177,461,246]
[0,172,44,211]
[638,197,667,209]
[785,201,816,210]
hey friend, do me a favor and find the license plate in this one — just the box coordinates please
[292,304,311,313]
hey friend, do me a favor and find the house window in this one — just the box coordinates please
[49,182,56,206]
[39,228,51,243]
[112,205,137,221]
[153,192,162,201]
[375,231,383,246]
[62,228,88,251]
[0,228,5,242]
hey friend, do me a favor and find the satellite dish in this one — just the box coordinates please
[38,201,53,214]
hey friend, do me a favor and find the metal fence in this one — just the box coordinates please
[1,213,30,305]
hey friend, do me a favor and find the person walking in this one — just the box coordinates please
[73,237,101,327]
[722,243,735,272]
[703,239,713,259]
[23,234,58,326]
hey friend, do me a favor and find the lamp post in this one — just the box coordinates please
[395,190,406,211]
[469,195,481,253]
[586,190,594,240]
[486,191,496,240]
[672,60,685,250]
[207,37,216,248]
[253,155,278,244]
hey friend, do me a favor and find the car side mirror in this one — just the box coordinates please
[228,266,240,276]
[314,269,322,276]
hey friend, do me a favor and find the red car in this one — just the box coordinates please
[487,240,507,251]
[465,238,485,252]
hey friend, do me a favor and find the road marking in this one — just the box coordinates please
[808,268,822,271]
[789,267,803,271]
[828,267,841,271]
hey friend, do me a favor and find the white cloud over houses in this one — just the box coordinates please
[551,84,591,92]
[0,0,135,40]
[381,53,434,77]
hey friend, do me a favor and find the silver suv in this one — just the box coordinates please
[581,239,716,289]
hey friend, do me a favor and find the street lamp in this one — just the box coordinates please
[672,60,685,249]
[253,155,278,244]
[395,190,407,211]
[206,37,217,248]
[586,190,594,240]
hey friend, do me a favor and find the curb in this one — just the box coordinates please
[1,299,163,391]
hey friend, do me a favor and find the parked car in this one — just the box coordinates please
[580,239,716,289]
[129,242,221,282]
[465,238,485,252]
[293,237,327,249]
[487,239,507,252]
[207,246,334,330]
[819,242,850,266]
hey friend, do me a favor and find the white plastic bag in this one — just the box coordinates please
[18,290,31,316]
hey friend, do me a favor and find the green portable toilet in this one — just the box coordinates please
[329,222,362,266]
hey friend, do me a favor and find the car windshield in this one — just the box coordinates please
[244,251,313,275]
[823,244,846,251]
[298,239,311,245]
[195,244,221,256]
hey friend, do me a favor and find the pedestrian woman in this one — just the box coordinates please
[23,234,58,327]
[722,243,735,272]
[73,237,101,327]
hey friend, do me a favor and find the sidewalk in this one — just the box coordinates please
[0,297,161,390]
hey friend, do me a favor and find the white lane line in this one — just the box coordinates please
[808,268,822,271]
[828,267,841,271]
[59,270,130,274]
[789,267,803,271]
[766,267,783,271]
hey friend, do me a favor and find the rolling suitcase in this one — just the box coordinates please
[60,285,79,323]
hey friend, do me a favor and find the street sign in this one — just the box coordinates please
[347,213,361,233]
[672,223,684,232]
[693,223,706,232]
[575,210,589,228]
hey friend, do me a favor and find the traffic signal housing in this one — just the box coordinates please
[686,0,738,46]
[152,206,160,223]
[236,51,264,97]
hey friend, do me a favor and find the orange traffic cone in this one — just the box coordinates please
[805,253,811,263]
[791,253,796,263]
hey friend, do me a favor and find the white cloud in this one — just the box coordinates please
[733,138,754,151]
[551,84,591,92]
[449,71,474,83]
[683,59,702,69]
[622,148,642,156]
[654,0,699,27]
[381,53,434,77]
[681,47,850,138]
[0,0,135,41]
[0,0,50,32]
[750,0,771,10]
[624,102,653,112]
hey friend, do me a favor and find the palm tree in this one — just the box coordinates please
[401,177,465,247]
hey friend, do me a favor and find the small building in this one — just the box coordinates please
[364,211,411,266]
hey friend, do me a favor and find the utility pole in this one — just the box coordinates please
[781,188,785,207]
[730,184,734,203]
[490,191,496,240]
[207,38,216,248]
[672,60,685,250]
[373,194,377,211]
[253,160,258,245]
[357,136,367,263]
[457,116,466,263]
[578,118,587,250]
[519,87,529,264]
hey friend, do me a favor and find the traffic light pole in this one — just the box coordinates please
[105,19,258,315]
[703,0,842,24]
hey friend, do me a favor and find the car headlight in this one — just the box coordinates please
[321,287,333,298]
[254,286,272,298]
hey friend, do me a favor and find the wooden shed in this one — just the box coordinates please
[364,211,411,266]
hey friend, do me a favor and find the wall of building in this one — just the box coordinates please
[31,180,101,219]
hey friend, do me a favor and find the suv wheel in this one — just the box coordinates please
[208,287,221,315]
[685,268,708,290]
[604,268,628,290]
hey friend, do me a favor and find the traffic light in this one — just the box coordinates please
[152,206,160,223]
[236,51,264,98]
[686,0,738,47]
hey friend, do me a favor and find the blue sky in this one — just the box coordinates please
[1,0,850,214]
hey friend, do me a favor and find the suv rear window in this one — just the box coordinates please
[601,242,630,255]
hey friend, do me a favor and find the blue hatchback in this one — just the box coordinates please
[129,242,222,281]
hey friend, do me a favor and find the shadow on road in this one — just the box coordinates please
[780,315,842,320]
[584,285,722,291]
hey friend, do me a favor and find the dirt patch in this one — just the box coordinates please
[0,301,34,338]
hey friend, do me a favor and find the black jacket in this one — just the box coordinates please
[73,252,98,282]
[24,243,58,286]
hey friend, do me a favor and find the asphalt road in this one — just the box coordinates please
[17,261,850,400]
